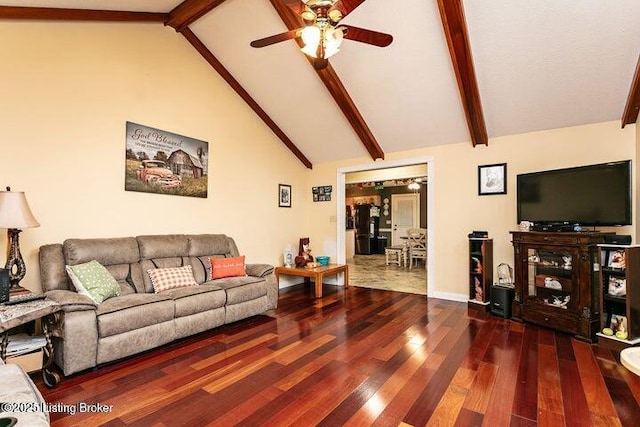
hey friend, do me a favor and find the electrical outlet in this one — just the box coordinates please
[329,215,337,223]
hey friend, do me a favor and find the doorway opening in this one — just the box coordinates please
[336,156,434,296]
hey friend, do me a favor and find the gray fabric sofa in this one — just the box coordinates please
[39,234,277,377]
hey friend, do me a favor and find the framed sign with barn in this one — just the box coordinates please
[125,122,209,198]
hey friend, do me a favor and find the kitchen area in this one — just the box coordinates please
[345,168,428,294]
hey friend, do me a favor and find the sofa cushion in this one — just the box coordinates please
[148,266,199,293]
[210,256,246,279]
[64,237,140,265]
[187,234,234,257]
[162,284,226,318]
[137,235,189,259]
[63,237,144,294]
[140,258,189,293]
[96,294,173,338]
[190,255,222,284]
[207,276,267,305]
[66,261,121,304]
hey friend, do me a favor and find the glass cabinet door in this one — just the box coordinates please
[526,248,575,310]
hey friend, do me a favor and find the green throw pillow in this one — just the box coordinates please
[66,260,121,304]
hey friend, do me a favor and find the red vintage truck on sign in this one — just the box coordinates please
[136,160,181,188]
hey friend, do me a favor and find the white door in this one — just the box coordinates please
[391,194,419,246]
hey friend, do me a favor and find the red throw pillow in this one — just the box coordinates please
[210,256,246,279]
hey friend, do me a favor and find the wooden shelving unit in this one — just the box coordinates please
[597,245,640,348]
[510,231,606,342]
[468,238,493,309]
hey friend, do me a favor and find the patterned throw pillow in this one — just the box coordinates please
[66,260,121,304]
[148,265,198,293]
[210,256,246,279]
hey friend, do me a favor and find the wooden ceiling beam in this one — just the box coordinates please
[181,28,313,169]
[166,0,226,32]
[270,0,385,161]
[437,0,488,147]
[622,55,640,128]
[0,6,167,22]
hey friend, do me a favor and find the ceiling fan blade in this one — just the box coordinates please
[334,0,366,17]
[280,0,305,15]
[250,29,301,48]
[341,25,393,47]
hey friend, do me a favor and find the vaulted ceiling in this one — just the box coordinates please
[1,0,639,169]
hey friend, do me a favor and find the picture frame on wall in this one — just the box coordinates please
[279,184,291,208]
[478,163,507,195]
[312,185,332,202]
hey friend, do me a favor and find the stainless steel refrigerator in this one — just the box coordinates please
[355,204,380,255]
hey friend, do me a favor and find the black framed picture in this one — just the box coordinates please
[478,163,507,195]
[279,184,291,208]
[312,185,332,202]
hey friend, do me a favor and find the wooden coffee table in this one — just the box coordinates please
[275,264,349,298]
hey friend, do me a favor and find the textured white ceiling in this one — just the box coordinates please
[464,0,640,137]
[3,0,639,165]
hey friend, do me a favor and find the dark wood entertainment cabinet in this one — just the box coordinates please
[510,231,611,342]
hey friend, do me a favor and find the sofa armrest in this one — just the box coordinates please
[245,263,274,277]
[45,290,97,312]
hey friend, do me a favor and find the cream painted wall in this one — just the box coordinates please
[306,121,637,299]
[0,22,308,292]
[1,22,637,300]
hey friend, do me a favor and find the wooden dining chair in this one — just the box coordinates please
[407,228,427,269]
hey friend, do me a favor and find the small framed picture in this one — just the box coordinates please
[312,185,332,202]
[608,250,626,269]
[279,184,291,208]
[608,277,626,297]
[478,163,507,195]
[610,314,627,333]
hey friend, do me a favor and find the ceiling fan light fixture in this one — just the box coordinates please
[300,25,321,58]
[328,9,342,23]
[301,10,316,22]
[323,26,344,58]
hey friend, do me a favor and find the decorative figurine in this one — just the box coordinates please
[283,244,294,268]
[545,295,570,309]
[294,238,314,267]
[544,277,562,290]
[472,257,482,274]
[474,277,483,301]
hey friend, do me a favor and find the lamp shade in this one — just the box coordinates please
[0,190,40,229]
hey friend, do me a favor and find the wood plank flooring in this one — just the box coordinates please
[34,284,640,426]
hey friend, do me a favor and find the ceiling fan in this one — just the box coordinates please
[250,0,393,70]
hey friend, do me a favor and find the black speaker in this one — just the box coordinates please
[0,268,9,303]
[603,234,632,245]
[491,285,514,319]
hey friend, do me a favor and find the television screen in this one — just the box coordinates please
[517,160,631,226]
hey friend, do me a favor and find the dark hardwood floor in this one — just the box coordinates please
[35,283,640,426]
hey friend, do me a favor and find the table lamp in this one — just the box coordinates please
[0,187,40,289]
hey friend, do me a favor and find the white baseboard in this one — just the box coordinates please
[427,290,468,303]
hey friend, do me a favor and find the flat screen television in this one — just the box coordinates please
[517,160,631,226]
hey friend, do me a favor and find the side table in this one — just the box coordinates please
[275,264,349,298]
[0,298,62,388]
